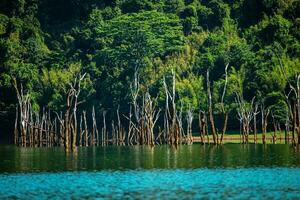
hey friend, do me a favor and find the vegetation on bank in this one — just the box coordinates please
[0,0,300,149]
[194,132,294,144]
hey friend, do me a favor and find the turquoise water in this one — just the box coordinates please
[0,144,300,199]
[1,168,300,199]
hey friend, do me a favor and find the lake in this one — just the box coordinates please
[0,144,300,199]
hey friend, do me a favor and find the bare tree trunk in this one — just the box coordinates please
[112,120,116,145]
[116,106,122,145]
[72,106,77,150]
[70,121,75,149]
[83,111,88,147]
[253,104,259,144]
[102,111,107,146]
[35,114,39,147]
[47,109,51,147]
[40,111,44,147]
[170,71,178,145]
[186,107,193,144]
[29,104,34,147]
[56,112,64,146]
[271,112,277,144]
[91,106,97,146]
[235,94,255,144]
[91,106,98,146]
[14,106,18,145]
[220,113,228,144]
[206,70,217,145]
[219,64,229,144]
[198,111,204,144]
[297,75,300,145]
[239,121,243,143]
[292,103,296,145]
[64,94,71,151]
[165,92,169,143]
[127,106,133,145]
[79,114,83,146]
[285,116,289,144]
[177,102,184,144]
[204,113,209,144]
[261,105,270,144]
[289,75,300,145]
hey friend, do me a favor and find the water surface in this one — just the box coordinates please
[0,144,300,199]
[1,144,299,172]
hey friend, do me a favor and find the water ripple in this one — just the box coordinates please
[0,168,300,199]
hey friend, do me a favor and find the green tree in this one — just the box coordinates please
[89,11,185,109]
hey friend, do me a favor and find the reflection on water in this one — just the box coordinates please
[0,144,300,173]
[1,144,300,199]
[0,168,300,199]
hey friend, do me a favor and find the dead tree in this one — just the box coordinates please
[282,88,295,144]
[35,113,40,146]
[206,70,217,144]
[163,77,170,144]
[296,75,300,145]
[271,112,278,144]
[116,106,126,145]
[125,106,134,145]
[143,93,160,146]
[163,71,180,145]
[14,106,18,145]
[261,104,270,144]
[101,111,107,146]
[127,69,162,146]
[284,104,290,144]
[177,102,185,144]
[198,111,207,144]
[219,64,229,144]
[83,110,88,146]
[111,120,116,145]
[54,111,64,146]
[253,103,260,143]
[91,106,98,146]
[130,68,141,145]
[71,73,86,150]
[170,71,179,145]
[79,114,83,146]
[64,89,73,150]
[244,99,255,144]
[12,78,30,147]
[235,93,255,144]
[29,103,34,147]
[60,72,86,151]
[186,106,193,144]
[290,75,300,145]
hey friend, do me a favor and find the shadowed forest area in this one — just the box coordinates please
[0,0,300,150]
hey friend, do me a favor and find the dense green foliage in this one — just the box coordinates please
[0,0,300,136]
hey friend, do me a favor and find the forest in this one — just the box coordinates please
[0,0,300,150]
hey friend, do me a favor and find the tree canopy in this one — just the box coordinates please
[1,0,300,136]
